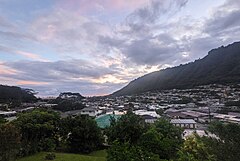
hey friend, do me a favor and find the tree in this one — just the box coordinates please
[0,117,7,124]
[62,115,103,153]
[106,110,147,144]
[0,85,37,104]
[106,114,183,160]
[14,109,60,156]
[0,123,21,161]
[156,108,164,115]
[140,119,183,160]
[53,99,85,112]
[177,134,215,161]
[202,121,240,161]
[107,141,163,161]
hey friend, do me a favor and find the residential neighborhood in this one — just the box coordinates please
[1,84,240,135]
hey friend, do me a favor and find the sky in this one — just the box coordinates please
[0,0,240,97]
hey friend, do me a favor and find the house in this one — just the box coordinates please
[134,110,160,118]
[213,113,240,124]
[95,114,121,128]
[181,110,210,122]
[141,115,158,123]
[183,129,217,139]
[170,119,197,129]
[80,107,101,117]
[0,111,17,117]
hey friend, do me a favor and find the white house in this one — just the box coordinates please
[80,107,102,117]
[171,119,197,129]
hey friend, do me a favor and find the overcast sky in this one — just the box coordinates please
[0,0,240,96]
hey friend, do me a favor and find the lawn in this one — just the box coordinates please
[17,150,107,161]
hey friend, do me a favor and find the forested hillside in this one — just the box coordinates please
[113,42,240,96]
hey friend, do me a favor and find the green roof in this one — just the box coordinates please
[95,114,121,128]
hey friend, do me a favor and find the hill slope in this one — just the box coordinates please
[112,41,240,96]
[17,151,106,161]
[0,85,37,103]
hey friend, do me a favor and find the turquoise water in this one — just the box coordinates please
[95,114,121,128]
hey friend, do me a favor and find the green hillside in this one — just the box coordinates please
[112,41,240,96]
[17,150,106,161]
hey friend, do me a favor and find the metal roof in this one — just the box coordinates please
[171,119,196,124]
[95,114,121,128]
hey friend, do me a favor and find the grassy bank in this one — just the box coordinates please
[17,150,107,161]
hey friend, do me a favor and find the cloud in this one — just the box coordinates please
[99,0,190,66]
[0,16,15,29]
[0,62,17,75]
[123,35,180,65]
[0,45,47,61]
[1,56,160,96]
[1,0,240,96]
[4,59,115,81]
[29,8,113,60]
[186,0,240,60]
[126,0,188,25]
[204,0,240,41]
[17,81,50,85]
[1,59,129,95]
[57,0,148,13]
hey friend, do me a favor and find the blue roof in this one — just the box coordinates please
[95,114,121,128]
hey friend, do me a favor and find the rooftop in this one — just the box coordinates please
[95,114,121,128]
[171,119,196,124]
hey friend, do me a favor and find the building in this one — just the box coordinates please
[141,115,158,123]
[95,114,121,128]
[80,107,101,117]
[171,119,197,129]
[0,111,16,117]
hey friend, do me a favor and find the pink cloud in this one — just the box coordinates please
[0,63,18,75]
[16,81,50,85]
[57,0,148,14]
[15,50,48,61]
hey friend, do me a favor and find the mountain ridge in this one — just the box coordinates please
[112,41,240,96]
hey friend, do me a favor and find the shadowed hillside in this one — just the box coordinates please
[0,85,37,103]
[112,41,240,96]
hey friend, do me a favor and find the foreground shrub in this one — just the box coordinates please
[45,152,56,160]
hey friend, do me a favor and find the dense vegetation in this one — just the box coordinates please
[106,112,240,161]
[0,85,37,105]
[202,122,240,161]
[1,109,240,161]
[50,92,86,112]
[52,100,86,112]
[17,151,106,161]
[106,111,183,161]
[113,41,240,96]
[0,109,103,161]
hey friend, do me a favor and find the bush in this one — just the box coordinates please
[45,152,56,160]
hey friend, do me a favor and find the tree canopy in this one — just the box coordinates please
[61,115,103,153]
[106,112,183,160]
[0,123,21,161]
[0,85,37,104]
[13,109,60,156]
